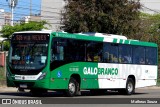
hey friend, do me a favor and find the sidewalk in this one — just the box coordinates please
[0,86,17,92]
[138,86,160,89]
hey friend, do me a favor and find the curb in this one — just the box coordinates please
[138,86,160,89]
[0,87,17,92]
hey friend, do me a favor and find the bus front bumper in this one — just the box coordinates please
[6,77,50,89]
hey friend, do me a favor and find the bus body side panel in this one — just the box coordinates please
[134,65,157,88]
[49,62,157,90]
[7,62,157,90]
[97,63,157,89]
[49,62,99,89]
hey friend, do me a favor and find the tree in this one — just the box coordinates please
[138,13,160,63]
[62,0,141,36]
[134,13,160,41]
[0,21,48,38]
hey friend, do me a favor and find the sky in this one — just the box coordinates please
[0,0,41,21]
[141,0,160,14]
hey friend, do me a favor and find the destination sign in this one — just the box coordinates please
[12,33,49,42]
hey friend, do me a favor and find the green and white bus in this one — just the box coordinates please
[6,31,158,96]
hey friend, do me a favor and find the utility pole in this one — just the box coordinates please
[30,0,32,16]
[6,0,18,26]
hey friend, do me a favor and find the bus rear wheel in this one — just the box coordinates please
[119,78,135,95]
[66,78,77,97]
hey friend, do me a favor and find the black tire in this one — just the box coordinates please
[126,78,135,95]
[30,89,47,96]
[66,78,77,97]
[120,78,135,95]
[118,78,135,95]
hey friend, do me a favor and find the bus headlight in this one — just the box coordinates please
[37,72,47,80]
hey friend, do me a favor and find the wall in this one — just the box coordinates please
[41,0,66,31]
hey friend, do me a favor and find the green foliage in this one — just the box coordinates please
[157,78,160,86]
[138,13,160,63]
[139,13,160,41]
[3,41,10,51]
[0,21,48,38]
[62,0,141,36]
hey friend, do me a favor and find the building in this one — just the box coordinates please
[0,9,11,31]
[4,12,11,25]
[41,0,66,31]
[0,9,5,31]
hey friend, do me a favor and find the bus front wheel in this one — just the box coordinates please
[66,77,77,97]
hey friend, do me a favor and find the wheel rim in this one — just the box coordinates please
[69,82,76,94]
[127,82,133,93]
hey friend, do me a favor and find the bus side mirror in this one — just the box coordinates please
[0,43,3,51]
[0,39,11,51]
[0,42,3,52]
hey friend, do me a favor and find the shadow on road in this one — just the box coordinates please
[0,90,148,97]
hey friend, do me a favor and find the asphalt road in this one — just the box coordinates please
[0,87,160,98]
[0,87,160,107]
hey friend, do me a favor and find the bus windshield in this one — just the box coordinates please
[9,33,49,70]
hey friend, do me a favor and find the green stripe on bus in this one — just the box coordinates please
[52,32,104,42]
[130,41,157,47]
[113,39,117,43]
[119,39,123,43]
[124,40,130,44]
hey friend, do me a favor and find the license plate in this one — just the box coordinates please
[20,84,27,88]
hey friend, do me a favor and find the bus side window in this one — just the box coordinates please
[51,41,58,61]
[55,46,64,60]
[133,46,145,64]
[87,53,93,61]
[145,47,157,65]
[51,39,65,61]
[104,52,110,62]
[103,43,118,63]
[119,45,132,64]
[139,58,145,64]
[86,41,103,62]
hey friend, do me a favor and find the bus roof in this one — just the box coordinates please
[12,31,157,47]
[13,30,52,34]
[52,32,158,47]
